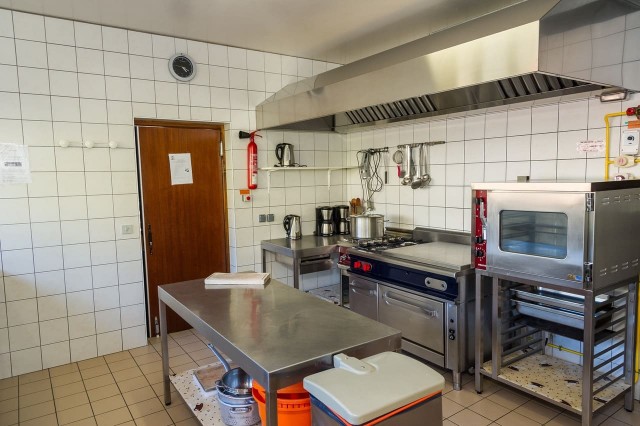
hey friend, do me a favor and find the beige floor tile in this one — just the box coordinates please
[178,341,207,354]
[138,362,162,376]
[83,374,116,391]
[112,367,143,383]
[0,397,17,414]
[168,354,192,368]
[18,388,53,408]
[87,384,121,403]
[128,346,156,357]
[53,381,86,399]
[143,371,164,386]
[443,420,457,426]
[514,399,560,424]
[599,400,624,417]
[81,365,111,380]
[166,403,194,423]
[95,406,132,426]
[55,391,90,411]
[20,412,58,426]
[77,357,106,371]
[19,369,50,385]
[67,417,98,426]
[0,409,18,425]
[611,401,640,425]
[449,408,492,426]
[49,363,80,378]
[19,399,56,421]
[52,372,83,387]
[165,347,186,358]
[134,409,173,426]
[108,359,138,373]
[57,403,94,425]
[601,418,628,426]
[486,389,529,410]
[171,361,198,375]
[169,330,194,338]
[444,388,485,407]
[187,348,213,362]
[104,351,133,364]
[122,386,156,405]
[133,353,161,367]
[196,357,219,367]
[468,398,510,421]
[175,418,199,426]
[18,378,52,396]
[127,397,164,419]
[0,386,18,401]
[150,382,176,398]
[0,377,18,390]
[442,396,465,418]
[116,376,149,394]
[494,410,542,426]
[91,394,126,415]
[173,334,200,346]
[545,413,582,426]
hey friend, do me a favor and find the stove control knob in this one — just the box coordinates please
[362,262,372,272]
[475,249,485,258]
[449,334,455,340]
[353,261,362,269]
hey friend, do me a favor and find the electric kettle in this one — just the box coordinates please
[283,214,302,239]
[275,143,294,167]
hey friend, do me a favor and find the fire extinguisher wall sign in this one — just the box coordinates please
[240,130,261,189]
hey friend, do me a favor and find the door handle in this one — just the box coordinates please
[383,291,438,318]
[351,287,376,297]
[147,224,153,255]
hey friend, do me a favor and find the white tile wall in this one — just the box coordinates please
[0,8,340,378]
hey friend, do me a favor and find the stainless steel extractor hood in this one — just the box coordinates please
[257,0,640,133]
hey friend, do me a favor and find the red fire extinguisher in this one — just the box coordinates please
[240,130,261,189]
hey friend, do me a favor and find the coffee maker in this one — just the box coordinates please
[316,206,334,236]
[334,205,350,235]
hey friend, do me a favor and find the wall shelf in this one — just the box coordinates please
[259,166,358,191]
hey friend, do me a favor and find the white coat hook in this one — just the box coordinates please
[58,140,119,149]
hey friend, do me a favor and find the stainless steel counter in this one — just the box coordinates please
[261,235,343,289]
[159,279,401,425]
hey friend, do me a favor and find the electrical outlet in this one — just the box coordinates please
[121,224,134,235]
[267,214,275,222]
[258,214,266,223]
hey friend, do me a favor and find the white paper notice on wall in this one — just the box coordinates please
[577,140,605,153]
[0,143,31,184]
[169,153,193,185]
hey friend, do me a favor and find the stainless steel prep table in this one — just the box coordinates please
[159,279,401,425]
[261,235,342,289]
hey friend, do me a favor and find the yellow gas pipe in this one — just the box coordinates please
[603,111,640,383]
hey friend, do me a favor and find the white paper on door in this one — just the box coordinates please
[0,143,31,184]
[169,153,193,185]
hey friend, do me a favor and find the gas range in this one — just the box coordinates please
[336,235,419,268]
[345,229,473,301]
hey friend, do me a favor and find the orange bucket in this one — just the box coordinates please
[252,381,311,426]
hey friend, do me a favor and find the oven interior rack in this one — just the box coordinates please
[475,273,637,425]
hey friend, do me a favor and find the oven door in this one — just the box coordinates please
[486,191,589,287]
[378,284,444,354]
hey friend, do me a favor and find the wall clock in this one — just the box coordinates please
[168,53,197,82]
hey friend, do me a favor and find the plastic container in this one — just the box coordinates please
[252,381,311,426]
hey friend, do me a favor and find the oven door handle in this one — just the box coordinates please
[382,291,439,318]
[350,283,377,297]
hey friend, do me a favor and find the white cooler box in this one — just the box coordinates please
[303,352,444,426]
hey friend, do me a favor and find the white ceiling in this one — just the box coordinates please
[0,0,524,64]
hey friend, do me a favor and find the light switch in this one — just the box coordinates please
[267,214,275,222]
[258,214,266,223]
[122,224,134,234]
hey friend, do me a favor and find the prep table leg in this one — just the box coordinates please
[475,273,484,393]
[293,258,300,290]
[266,389,279,425]
[160,299,171,406]
[261,249,267,273]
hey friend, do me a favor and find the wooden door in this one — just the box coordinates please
[137,121,229,335]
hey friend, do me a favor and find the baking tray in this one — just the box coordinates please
[513,288,610,314]
[514,300,608,329]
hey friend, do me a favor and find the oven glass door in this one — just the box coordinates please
[487,191,588,283]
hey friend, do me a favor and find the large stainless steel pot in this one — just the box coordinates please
[216,382,260,426]
[350,214,384,239]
